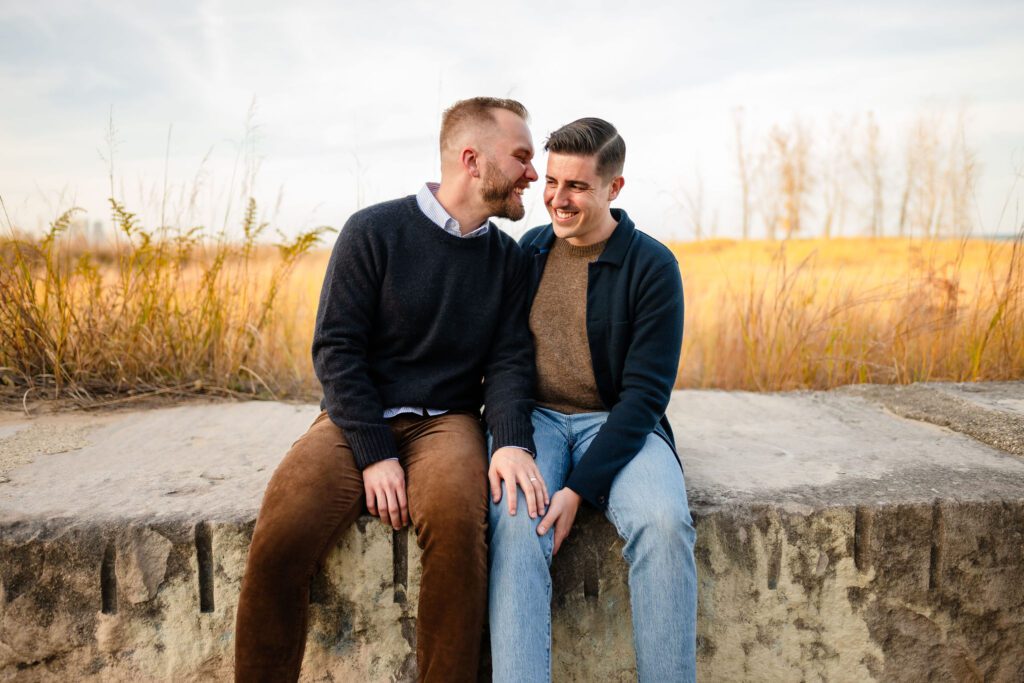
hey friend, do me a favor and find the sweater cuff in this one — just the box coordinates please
[565,472,610,510]
[488,413,536,457]
[345,425,400,469]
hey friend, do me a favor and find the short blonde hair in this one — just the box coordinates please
[439,97,529,152]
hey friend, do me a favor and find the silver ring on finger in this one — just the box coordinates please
[529,477,538,482]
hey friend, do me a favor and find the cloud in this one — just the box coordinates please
[2,0,1022,237]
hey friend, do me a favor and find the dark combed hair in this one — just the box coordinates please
[544,117,625,180]
[440,97,529,152]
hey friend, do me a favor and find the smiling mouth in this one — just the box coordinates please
[553,208,577,221]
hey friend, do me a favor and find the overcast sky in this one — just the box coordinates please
[2,0,1023,241]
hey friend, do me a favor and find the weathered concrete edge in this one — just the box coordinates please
[4,497,1024,681]
[840,382,1024,456]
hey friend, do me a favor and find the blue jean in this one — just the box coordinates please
[488,407,697,682]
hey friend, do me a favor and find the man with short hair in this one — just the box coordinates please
[235,97,546,683]
[487,117,698,682]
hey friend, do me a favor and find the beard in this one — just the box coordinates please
[480,164,525,221]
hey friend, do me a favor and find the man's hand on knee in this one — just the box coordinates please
[488,447,549,519]
[537,487,581,555]
[363,459,409,529]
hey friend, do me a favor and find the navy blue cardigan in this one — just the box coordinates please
[520,209,684,508]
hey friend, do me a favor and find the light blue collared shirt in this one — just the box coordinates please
[414,182,490,239]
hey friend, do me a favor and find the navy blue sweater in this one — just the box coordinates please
[520,209,684,508]
[313,196,536,469]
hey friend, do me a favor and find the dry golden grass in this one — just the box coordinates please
[2,206,1021,407]
[672,236,1024,390]
[230,232,1024,395]
[0,200,332,407]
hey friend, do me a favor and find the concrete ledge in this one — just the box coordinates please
[1,384,1023,681]
[840,381,1024,456]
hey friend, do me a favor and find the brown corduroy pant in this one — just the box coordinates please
[234,410,489,683]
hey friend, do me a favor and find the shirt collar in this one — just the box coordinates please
[416,182,490,238]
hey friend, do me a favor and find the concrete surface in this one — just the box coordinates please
[1,382,1022,681]
[841,381,1024,456]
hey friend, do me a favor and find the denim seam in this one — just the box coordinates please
[604,501,638,566]
[544,571,552,678]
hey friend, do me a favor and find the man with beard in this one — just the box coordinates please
[235,97,546,683]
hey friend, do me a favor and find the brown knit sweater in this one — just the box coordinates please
[529,237,609,414]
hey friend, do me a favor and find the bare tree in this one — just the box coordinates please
[895,114,955,237]
[733,108,754,240]
[903,115,943,238]
[754,141,780,241]
[735,106,980,241]
[945,110,978,236]
[895,123,919,238]
[762,121,813,240]
[853,112,885,238]
[677,166,707,241]
[820,114,852,239]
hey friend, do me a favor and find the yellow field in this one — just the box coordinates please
[249,235,1024,394]
[2,213,1022,405]
[670,237,1023,390]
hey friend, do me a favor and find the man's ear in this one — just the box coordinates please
[462,147,481,178]
[608,176,625,201]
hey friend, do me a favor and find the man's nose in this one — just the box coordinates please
[525,160,538,182]
[550,185,570,207]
